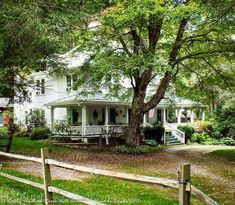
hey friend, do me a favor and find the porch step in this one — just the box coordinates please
[164,134,183,146]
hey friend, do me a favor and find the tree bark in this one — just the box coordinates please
[126,85,146,147]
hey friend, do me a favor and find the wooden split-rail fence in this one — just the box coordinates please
[0,149,219,205]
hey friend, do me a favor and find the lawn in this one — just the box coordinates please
[210,149,235,162]
[0,169,203,205]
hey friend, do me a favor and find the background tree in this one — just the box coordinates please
[75,0,235,147]
[0,0,113,101]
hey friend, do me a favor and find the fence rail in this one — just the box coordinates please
[0,150,219,205]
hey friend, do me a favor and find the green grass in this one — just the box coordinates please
[210,149,235,162]
[0,169,186,205]
[3,137,69,155]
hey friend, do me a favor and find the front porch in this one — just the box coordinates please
[46,93,131,138]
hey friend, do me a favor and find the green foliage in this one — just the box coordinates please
[220,137,235,146]
[143,139,158,147]
[214,97,235,138]
[51,120,76,136]
[143,124,164,144]
[177,125,195,143]
[29,127,51,140]
[13,129,30,138]
[191,132,211,144]
[25,109,46,131]
[0,127,8,138]
[112,145,146,155]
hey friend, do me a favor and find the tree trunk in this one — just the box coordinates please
[126,89,145,147]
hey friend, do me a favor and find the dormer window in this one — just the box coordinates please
[66,74,78,91]
[36,79,45,95]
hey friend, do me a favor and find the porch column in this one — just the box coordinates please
[126,107,129,124]
[105,106,109,134]
[190,110,194,124]
[177,109,182,124]
[202,110,205,121]
[163,108,166,124]
[50,107,55,125]
[82,105,87,136]
[143,113,147,124]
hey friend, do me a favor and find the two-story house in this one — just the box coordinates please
[14,50,205,144]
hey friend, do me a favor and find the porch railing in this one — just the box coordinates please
[56,125,128,137]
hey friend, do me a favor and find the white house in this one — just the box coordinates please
[14,50,205,144]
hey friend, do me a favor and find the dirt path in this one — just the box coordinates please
[165,145,235,192]
[3,159,90,181]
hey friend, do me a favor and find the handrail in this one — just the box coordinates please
[164,122,185,144]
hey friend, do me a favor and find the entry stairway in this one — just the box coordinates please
[165,133,183,145]
[164,122,185,146]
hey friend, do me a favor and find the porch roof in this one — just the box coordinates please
[158,97,205,108]
[44,92,132,107]
[45,92,204,108]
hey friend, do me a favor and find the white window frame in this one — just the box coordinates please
[66,74,78,92]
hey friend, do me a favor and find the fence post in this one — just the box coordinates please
[179,164,191,205]
[41,148,53,205]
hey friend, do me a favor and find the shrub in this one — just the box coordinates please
[193,121,211,133]
[191,132,211,144]
[220,137,235,146]
[51,120,74,136]
[14,130,30,138]
[143,139,158,147]
[213,97,235,138]
[143,124,164,144]
[177,125,195,143]
[0,127,8,138]
[25,109,46,131]
[112,145,146,154]
[29,128,51,140]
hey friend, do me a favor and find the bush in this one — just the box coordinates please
[0,127,8,138]
[51,120,74,136]
[191,132,211,144]
[29,128,51,140]
[220,137,235,146]
[177,125,195,143]
[143,124,164,144]
[14,130,30,138]
[193,121,211,133]
[112,145,146,154]
[25,109,46,131]
[143,139,158,147]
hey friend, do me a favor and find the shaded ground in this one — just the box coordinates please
[1,140,235,204]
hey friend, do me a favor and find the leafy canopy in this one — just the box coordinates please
[75,0,235,105]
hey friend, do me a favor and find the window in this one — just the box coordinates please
[36,79,46,95]
[66,74,78,91]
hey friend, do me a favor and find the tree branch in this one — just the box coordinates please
[148,15,163,52]
[169,17,188,64]
[143,71,172,113]
[130,26,146,54]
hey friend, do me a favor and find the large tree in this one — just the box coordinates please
[0,0,113,101]
[75,0,235,147]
